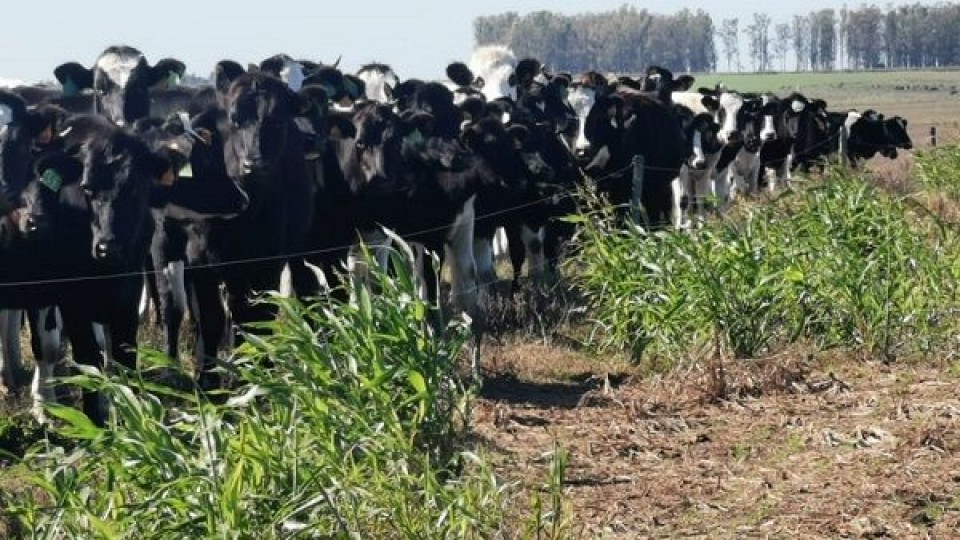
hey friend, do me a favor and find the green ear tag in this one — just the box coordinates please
[40,169,63,193]
[342,78,360,99]
[167,72,181,87]
[178,163,193,179]
[406,129,424,146]
[62,77,78,98]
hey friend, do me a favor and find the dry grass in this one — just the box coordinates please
[475,341,960,538]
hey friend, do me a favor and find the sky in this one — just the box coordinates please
[0,1,919,84]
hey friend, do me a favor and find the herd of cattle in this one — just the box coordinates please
[0,44,913,425]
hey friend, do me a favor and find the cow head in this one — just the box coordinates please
[468,45,517,102]
[713,91,748,146]
[0,94,67,210]
[135,111,251,220]
[260,54,306,92]
[758,94,780,143]
[357,63,400,104]
[883,115,913,153]
[85,46,185,126]
[223,73,306,179]
[79,121,181,262]
[675,106,721,170]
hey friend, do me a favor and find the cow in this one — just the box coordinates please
[758,93,810,191]
[133,111,250,362]
[16,112,245,425]
[184,72,314,391]
[0,91,71,407]
[582,90,691,228]
[842,110,913,167]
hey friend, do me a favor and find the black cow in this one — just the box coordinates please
[185,72,313,390]
[17,113,237,425]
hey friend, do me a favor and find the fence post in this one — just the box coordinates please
[930,126,937,147]
[631,154,645,225]
[838,123,849,168]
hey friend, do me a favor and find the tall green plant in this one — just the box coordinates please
[7,242,515,539]
[568,167,960,366]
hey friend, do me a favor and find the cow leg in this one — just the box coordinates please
[347,228,391,302]
[692,169,714,218]
[445,195,480,324]
[504,222,526,292]
[780,154,794,187]
[153,260,188,361]
[473,235,497,290]
[60,309,109,426]
[141,258,162,326]
[188,268,226,391]
[0,309,24,394]
[670,178,685,229]
[492,227,510,261]
[286,257,322,301]
[445,197,483,383]
[29,307,63,424]
[521,224,546,286]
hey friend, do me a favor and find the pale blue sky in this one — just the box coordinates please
[0,1,911,84]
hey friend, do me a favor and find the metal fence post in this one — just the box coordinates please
[930,126,938,147]
[838,123,849,168]
[631,155,645,225]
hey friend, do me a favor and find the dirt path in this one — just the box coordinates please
[474,342,960,538]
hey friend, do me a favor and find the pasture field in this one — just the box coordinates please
[2,81,960,538]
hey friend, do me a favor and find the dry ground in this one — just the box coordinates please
[475,341,960,539]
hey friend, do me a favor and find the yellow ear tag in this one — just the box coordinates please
[178,163,193,179]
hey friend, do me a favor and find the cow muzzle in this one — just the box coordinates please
[242,159,268,175]
[722,130,742,145]
[688,156,707,170]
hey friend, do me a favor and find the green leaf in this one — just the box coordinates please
[46,404,104,440]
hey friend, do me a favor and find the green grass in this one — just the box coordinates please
[1,244,569,539]
[566,164,960,368]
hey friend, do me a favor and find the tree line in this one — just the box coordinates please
[474,3,960,74]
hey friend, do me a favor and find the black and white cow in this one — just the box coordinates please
[582,90,691,228]
[841,110,913,167]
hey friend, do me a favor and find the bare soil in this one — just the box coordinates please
[474,340,960,538]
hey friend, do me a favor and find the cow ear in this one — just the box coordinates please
[697,87,715,95]
[383,83,394,102]
[508,73,517,87]
[507,124,530,150]
[214,60,246,94]
[0,90,27,127]
[672,75,695,92]
[701,95,719,112]
[150,58,187,88]
[53,62,94,97]
[901,117,908,127]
